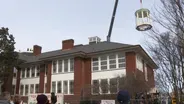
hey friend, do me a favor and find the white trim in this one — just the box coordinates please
[67,80,69,94]
[61,80,63,93]
[98,57,101,71]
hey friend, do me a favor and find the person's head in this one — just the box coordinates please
[37,94,48,104]
[13,95,21,104]
[51,92,55,96]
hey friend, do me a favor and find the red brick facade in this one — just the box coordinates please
[39,65,45,93]
[125,52,136,75]
[46,62,52,93]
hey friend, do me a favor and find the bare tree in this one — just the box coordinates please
[145,0,184,103]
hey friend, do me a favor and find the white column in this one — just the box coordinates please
[23,85,25,96]
[62,60,64,73]
[116,54,118,69]
[108,79,110,94]
[61,81,63,94]
[107,56,110,70]
[68,59,71,72]
[98,57,101,71]
[67,80,70,94]
[99,79,101,94]
[56,60,58,73]
[25,68,27,78]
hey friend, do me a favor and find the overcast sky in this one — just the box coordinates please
[0,0,161,52]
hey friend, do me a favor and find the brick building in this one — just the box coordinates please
[11,36,157,103]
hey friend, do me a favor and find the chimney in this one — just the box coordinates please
[62,39,74,50]
[33,45,42,56]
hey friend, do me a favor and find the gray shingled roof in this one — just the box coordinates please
[18,41,132,63]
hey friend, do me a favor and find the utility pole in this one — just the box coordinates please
[107,0,119,42]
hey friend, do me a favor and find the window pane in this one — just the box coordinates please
[31,67,35,77]
[118,54,124,58]
[109,60,116,64]
[35,84,39,93]
[110,64,116,69]
[22,69,25,78]
[101,61,107,65]
[92,58,98,62]
[52,82,56,93]
[20,85,24,95]
[63,81,68,94]
[64,59,68,72]
[110,78,117,94]
[118,59,125,63]
[119,63,125,68]
[30,84,34,94]
[26,68,30,78]
[25,85,29,96]
[109,55,116,59]
[70,59,74,72]
[93,62,98,66]
[69,80,74,94]
[101,79,108,93]
[57,81,62,93]
[92,80,99,94]
[138,12,142,18]
[58,60,62,73]
[101,56,107,61]
[53,61,57,73]
[101,66,107,70]
[13,72,16,78]
[93,67,98,71]
[143,11,147,17]
[36,66,40,77]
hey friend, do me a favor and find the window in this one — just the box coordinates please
[52,82,56,93]
[92,58,99,71]
[31,66,35,77]
[101,56,107,70]
[63,81,68,94]
[53,61,57,74]
[64,59,68,72]
[57,81,62,93]
[30,84,34,94]
[36,66,40,77]
[110,78,117,94]
[25,85,29,95]
[58,60,62,73]
[26,68,30,78]
[35,84,39,93]
[101,79,108,94]
[69,80,74,94]
[109,54,116,69]
[20,85,24,95]
[70,59,74,72]
[21,69,25,78]
[92,80,99,94]
[12,85,15,95]
[118,54,125,68]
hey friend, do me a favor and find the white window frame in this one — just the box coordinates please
[117,54,126,69]
[144,63,148,81]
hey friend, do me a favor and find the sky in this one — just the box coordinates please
[0,0,161,52]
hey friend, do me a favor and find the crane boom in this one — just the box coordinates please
[107,0,119,42]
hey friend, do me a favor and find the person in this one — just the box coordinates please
[117,90,130,104]
[9,96,14,104]
[13,95,21,104]
[51,92,57,104]
[37,94,49,104]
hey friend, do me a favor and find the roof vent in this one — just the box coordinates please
[88,36,101,44]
